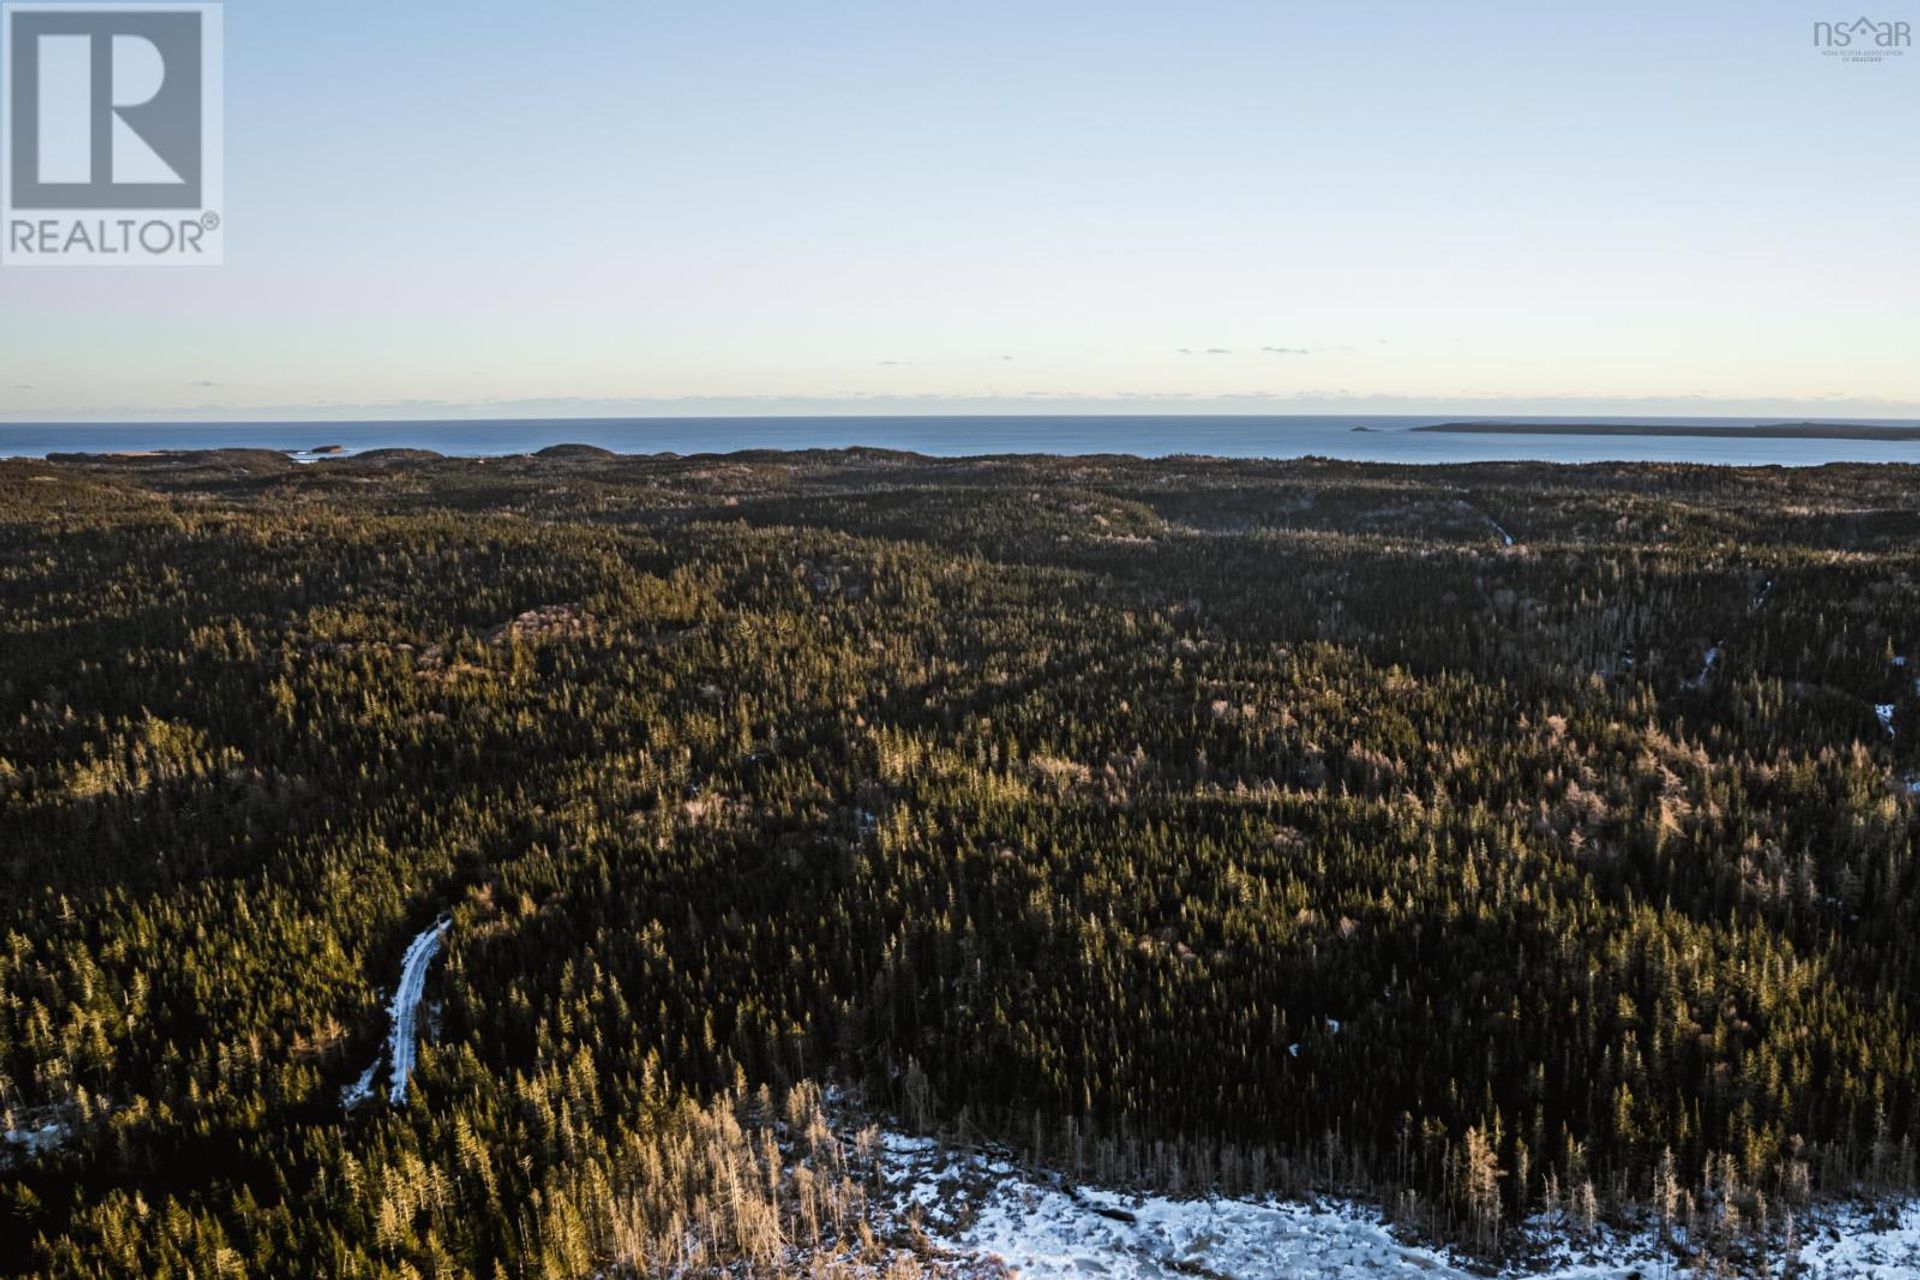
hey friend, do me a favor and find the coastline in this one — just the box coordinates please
[9,415,1920,467]
[1418,421,1920,442]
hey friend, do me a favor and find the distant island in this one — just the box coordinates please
[1417,421,1920,441]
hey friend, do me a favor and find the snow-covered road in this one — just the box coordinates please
[342,915,450,1108]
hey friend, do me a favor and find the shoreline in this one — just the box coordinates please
[12,415,1920,468]
[1419,421,1920,441]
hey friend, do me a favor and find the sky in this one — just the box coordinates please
[1,0,1917,421]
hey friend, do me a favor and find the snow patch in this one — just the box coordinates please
[339,1060,380,1109]
[1,1121,68,1158]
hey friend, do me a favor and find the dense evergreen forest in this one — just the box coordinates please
[2,446,1918,1277]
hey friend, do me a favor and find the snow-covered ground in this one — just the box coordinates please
[342,915,450,1108]
[869,1132,1920,1279]
[1,1120,68,1161]
[340,1060,381,1108]
[880,1132,1472,1279]
[1690,643,1720,688]
[1793,1203,1920,1278]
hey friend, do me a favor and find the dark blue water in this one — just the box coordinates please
[5,416,1920,466]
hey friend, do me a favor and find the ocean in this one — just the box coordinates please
[5,415,1920,467]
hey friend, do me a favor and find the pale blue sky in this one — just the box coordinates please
[3,0,1917,419]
